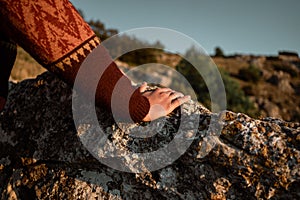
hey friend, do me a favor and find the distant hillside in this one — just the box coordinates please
[212,53,300,121]
[10,46,300,122]
[120,50,300,122]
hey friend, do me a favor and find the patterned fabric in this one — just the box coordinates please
[0,0,95,65]
[0,0,150,122]
[47,35,100,85]
[50,36,100,72]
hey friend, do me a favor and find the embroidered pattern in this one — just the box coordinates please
[0,0,95,64]
[50,36,100,72]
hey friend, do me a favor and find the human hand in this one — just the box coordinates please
[139,82,191,121]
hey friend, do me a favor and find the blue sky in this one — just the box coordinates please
[70,0,300,55]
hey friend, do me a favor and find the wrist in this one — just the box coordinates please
[129,88,150,123]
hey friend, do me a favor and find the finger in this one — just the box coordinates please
[160,90,173,97]
[154,87,173,94]
[139,82,148,93]
[169,95,191,111]
[169,91,184,100]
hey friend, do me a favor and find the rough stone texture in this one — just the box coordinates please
[0,72,300,199]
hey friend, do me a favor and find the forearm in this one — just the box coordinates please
[0,0,150,121]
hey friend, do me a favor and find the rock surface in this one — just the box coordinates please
[1,72,300,199]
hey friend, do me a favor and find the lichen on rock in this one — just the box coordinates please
[0,72,299,199]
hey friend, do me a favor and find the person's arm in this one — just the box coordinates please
[0,0,189,121]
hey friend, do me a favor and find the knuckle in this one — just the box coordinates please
[155,88,162,94]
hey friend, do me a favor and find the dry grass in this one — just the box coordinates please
[10,47,46,82]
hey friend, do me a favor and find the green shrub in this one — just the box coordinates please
[238,65,261,83]
[176,47,259,117]
[221,69,259,116]
[118,48,163,66]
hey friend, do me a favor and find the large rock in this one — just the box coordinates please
[0,72,299,199]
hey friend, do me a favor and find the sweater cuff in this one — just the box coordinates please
[129,88,150,123]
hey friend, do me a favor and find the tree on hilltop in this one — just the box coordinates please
[214,46,225,57]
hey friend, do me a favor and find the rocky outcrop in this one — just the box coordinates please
[1,72,300,199]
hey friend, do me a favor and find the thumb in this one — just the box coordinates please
[139,82,148,93]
